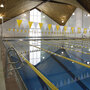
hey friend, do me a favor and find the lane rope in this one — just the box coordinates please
[19,41,90,68]
[6,41,58,90]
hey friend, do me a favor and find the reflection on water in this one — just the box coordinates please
[29,40,41,65]
[4,39,90,89]
[27,39,90,66]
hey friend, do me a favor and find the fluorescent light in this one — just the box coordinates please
[0,4,4,8]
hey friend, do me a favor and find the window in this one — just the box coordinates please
[29,9,41,65]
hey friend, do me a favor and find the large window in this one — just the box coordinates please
[29,9,41,65]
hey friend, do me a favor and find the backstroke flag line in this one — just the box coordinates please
[17,20,22,28]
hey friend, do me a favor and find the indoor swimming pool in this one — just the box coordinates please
[4,38,90,90]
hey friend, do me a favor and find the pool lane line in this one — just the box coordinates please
[51,54,89,90]
[8,40,90,89]
[50,40,90,49]
[68,52,87,64]
[41,39,90,45]
[27,39,90,49]
[7,41,90,89]
[43,40,90,49]
[15,40,90,55]
[14,40,90,64]
[36,41,90,55]
[6,41,59,90]
[19,41,90,68]
[65,41,89,46]
[52,40,90,46]
[16,41,88,64]
[14,42,27,54]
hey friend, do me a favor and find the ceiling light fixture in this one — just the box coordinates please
[0,4,4,8]
[0,16,3,19]
[87,14,90,17]
[72,13,75,15]
[43,16,45,18]
[62,20,64,23]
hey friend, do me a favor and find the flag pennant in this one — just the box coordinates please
[17,20,22,28]
[67,27,71,33]
[39,23,43,29]
[52,25,56,32]
[13,29,15,32]
[23,20,28,28]
[33,22,38,28]
[71,27,74,33]
[56,25,60,31]
[21,29,23,32]
[8,28,11,31]
[28,21,33,29]
[84,28,87,34]
[17,29,19,32]
[25,30,27,33]
[60,26,64,32]
[87,29,90,33]
[48,24,52,30]
[81,28,84,34]
[75,27,78,33]
[77,27,81,33]
[64,26,67,32]
[43,24,47,30]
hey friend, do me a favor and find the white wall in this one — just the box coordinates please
[66,8,90,38]
[1,11,30,37]
[0,8,90,38]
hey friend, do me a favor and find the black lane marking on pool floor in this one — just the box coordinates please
[51,54,89,90]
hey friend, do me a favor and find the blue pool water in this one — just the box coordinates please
[4,39,90,90]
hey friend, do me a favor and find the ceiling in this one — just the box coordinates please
[1,0,43,21]
[37,2,75,25]
[0,0,89,25]
[77,0,90,13]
